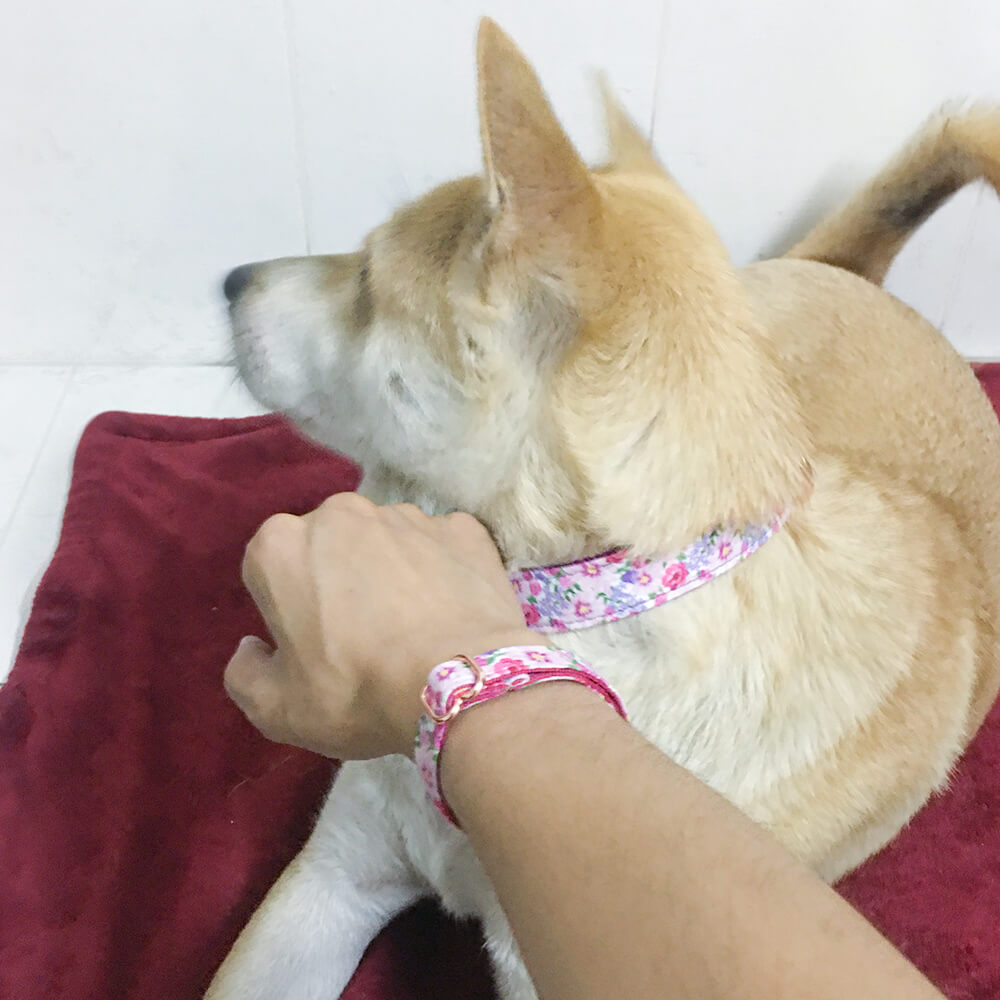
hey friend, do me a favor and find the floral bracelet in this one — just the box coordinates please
[414,645,627,826]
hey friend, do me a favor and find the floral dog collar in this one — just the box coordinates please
[512,514,787,633]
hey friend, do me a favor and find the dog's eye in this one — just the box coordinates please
[352,254,374,331]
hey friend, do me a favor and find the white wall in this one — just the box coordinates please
[657,0,1000,354]
[2,0,999,364]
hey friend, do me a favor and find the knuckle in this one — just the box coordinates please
[247,512,299,562]
[390,502,425,520]
[447,510,487,538]
[257,511,300,542]
[226,660,281,733]
[243,514,304,591]
[319,492,374,516]
[448,512,504,561]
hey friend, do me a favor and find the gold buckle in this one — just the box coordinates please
[421,654,486,724]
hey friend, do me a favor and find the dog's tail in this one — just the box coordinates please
[785,105,1000,285]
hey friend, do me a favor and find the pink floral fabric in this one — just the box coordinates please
[415,646,627,826]
[512,514,788,633]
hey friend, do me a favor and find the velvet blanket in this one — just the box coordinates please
[3,368,1000,999]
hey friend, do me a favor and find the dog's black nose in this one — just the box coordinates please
[223,264,256,302]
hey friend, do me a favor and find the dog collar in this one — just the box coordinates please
[511,514,788,633]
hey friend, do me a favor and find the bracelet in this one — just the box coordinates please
[414,645,627,827]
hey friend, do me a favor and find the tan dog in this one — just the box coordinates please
[209,19,1000,999]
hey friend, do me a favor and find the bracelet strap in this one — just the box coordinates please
[414,645,627,827]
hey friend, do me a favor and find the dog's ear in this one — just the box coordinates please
[476,18,598,244]
[599,76,665,175]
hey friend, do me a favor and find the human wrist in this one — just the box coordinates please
[414,646,627,825]
[446,676,606,747]
[440,681,619,822]
[390,627,545,757]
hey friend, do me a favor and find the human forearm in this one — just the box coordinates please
[442,681,944,1000]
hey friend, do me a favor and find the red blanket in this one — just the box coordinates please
[3,370,1000,1000]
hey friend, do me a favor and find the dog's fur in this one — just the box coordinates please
[207,19,1000,999]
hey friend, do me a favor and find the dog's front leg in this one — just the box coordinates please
[205,760,424,1000]
[479,898,539,1000]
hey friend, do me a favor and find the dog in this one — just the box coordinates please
[208,18,1000,999]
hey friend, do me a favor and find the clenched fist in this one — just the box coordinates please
[224,493,538,759]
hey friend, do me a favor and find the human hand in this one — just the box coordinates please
[224,494,538,759]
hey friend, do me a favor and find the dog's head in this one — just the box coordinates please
[226,19,811,565]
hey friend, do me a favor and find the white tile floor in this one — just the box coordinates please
[0,365,266,682]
